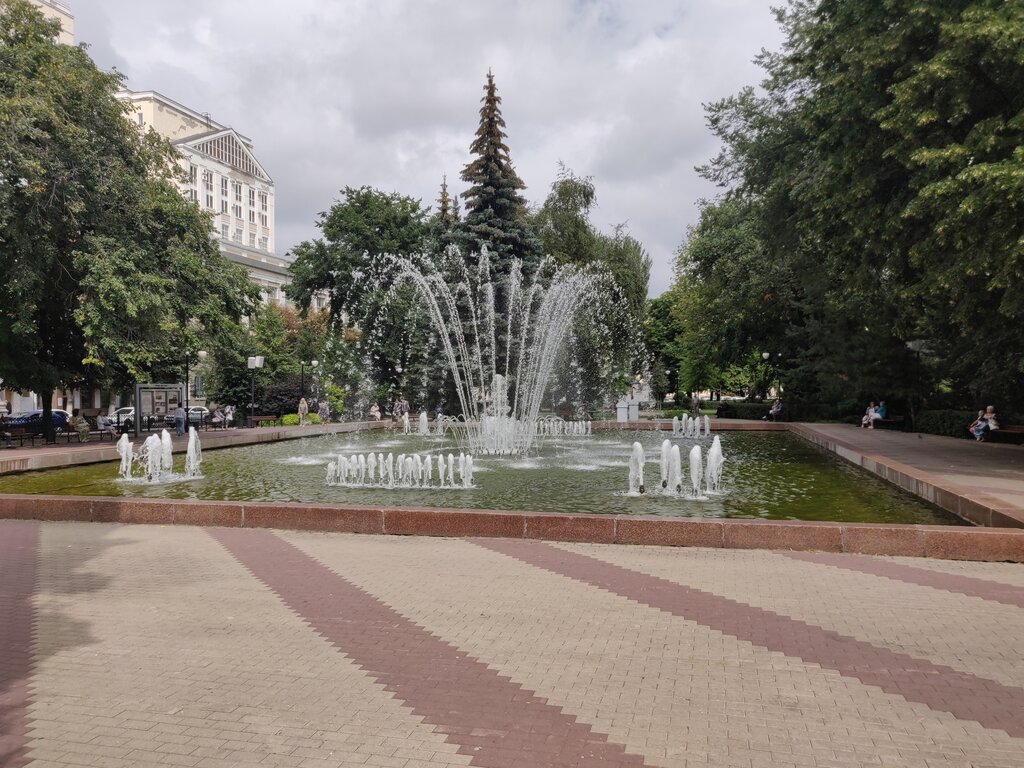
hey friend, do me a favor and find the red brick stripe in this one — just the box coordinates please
[783,551,1024,609]
[0,521,40,768]
[476,538,1024,738]
[209,529,650,768]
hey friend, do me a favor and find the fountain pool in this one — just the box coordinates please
[0,431,963,525]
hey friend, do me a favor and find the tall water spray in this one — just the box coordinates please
[689,445,703,496]
[706,435,725,493]
[184,427,203,478]
[116,434,133,479]
[628,441,646,494]
[418,411,429,436]
[389,251,605,454]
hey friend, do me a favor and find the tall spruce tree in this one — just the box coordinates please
[459,71,538,278]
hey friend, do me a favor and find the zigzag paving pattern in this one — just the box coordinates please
[3,519,1024,768]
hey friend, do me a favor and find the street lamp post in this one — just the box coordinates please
[184,349,208,411]
[247,355,264,428]
[761,351,771,399]
[300,360,319,399]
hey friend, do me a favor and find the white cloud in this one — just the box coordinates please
[74,0,783,296]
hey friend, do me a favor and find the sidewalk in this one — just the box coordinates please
[2,520,1023,768]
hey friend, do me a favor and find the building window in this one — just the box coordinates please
[136,112,144,127]
[232,204,242,218]
[234,228,242,242]
[249,233,256,247]
[248,188,256,207]
[221,177,228,196]
[205,194,214,209]
[188,165,197,185]
[221,224,229,238]
[258,236,268,251]
[203,172,213,191]
[259,192,268,211]
[249,209,255,223]
[187,189,198,203]
[234,183,241,202]
[259,212,268,227]
[221,200,228,213]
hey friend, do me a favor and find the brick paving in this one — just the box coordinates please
[3,520,1024,768]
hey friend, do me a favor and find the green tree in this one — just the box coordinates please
[0,0,254,440]
[285,185,429,321]
[698,0,1024,412]
[458,71,539,278]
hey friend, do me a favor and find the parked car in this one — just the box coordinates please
[7,409,70,434]
[109,407,135,429]
[163,406,211,427]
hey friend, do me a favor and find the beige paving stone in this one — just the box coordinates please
[556,542,1024,686]
[25,523,473,768]
[883,555,1024,587]
[284,532,1024,768]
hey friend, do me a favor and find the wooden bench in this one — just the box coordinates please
[988,425,1024,444]
[250,415,279,427]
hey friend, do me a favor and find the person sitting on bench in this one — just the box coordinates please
[68,408,90,443]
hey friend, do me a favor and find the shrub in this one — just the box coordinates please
[915,409,977,439]
[281,413,320,426]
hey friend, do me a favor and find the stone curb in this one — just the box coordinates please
[1,495,1022,563]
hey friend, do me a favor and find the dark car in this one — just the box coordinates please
[8,409,71,434]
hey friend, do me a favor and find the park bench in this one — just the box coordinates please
[988,425,1024,445]
[3,426,37,448]
[250,415,279,427]
[64,409,115,443]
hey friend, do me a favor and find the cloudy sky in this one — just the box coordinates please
[74,1,783,297]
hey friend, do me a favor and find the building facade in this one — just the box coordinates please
[27,0,73,44]
[116,89,295,306]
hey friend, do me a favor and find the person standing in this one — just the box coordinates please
[297,397,309,426]
[317,399,330,423]
[173,404,186,436]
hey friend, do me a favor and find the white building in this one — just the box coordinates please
[27,0,73,44]
[116,89,295,306]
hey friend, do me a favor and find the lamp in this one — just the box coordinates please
[300,359,319,399]
[247,355,264,428]
[184,349,207,411]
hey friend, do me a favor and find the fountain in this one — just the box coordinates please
[627,441,645,494]
[706,435,725,493]
[389,251,605,455]
[116,434,133,479]
[327,451,474,489]
[417,411,429,436]
[113,428,203,483]
[689,445,703,496]
[184,427,203,478]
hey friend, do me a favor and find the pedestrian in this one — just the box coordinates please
[317,399,330,423]
[173,404,186,436]
[297,397,309,426]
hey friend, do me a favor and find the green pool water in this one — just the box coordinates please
[0,430,964,525]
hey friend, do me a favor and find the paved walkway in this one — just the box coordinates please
[2,519,1024,768]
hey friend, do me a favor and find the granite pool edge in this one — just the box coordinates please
[1,495,1022,563]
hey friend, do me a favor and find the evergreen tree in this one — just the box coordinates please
[427,175,460,255]
[458,71,538,278]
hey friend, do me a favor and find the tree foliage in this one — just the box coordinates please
[458,71,539,278]
[668,0,1024,412]
[0,0,255,438]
